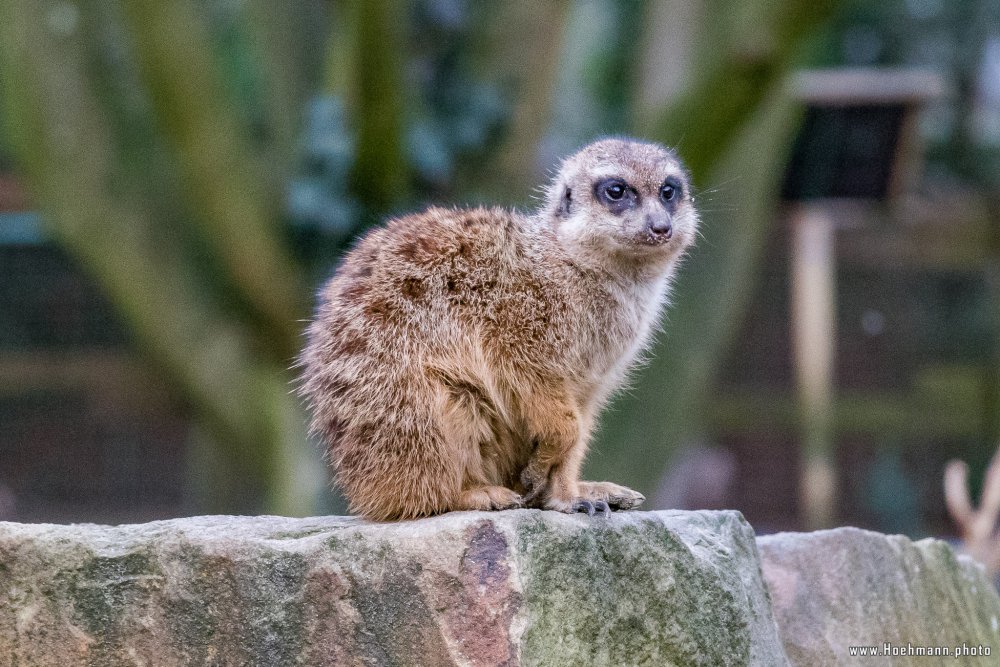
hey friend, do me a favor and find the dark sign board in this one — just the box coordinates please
[782,104,907,200]
[781,69,942,202]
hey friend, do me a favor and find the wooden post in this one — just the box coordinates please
[784,69,942,530]
[790,203,837,529]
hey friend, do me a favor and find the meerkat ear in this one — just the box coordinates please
[557,186,572,217]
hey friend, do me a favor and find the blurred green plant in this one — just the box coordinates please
[0,0,328,514]
[0,0,521,515]
[0,0,848,515]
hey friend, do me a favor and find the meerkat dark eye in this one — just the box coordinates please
[605,182,626,200]
[660,179,682,204]
[594,178,635,213]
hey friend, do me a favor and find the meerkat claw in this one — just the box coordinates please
[572,500,598,516]
[594,500,611,516]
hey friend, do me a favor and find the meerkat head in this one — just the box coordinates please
[543,138,698,264]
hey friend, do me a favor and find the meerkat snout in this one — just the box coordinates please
[645,213,672,239]
[300,137,698,521]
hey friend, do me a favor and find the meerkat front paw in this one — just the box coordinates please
[577,481,645,511]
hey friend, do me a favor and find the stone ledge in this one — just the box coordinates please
[759,527,1000,666]
[4,512,1000,666]
[0,510,785,666]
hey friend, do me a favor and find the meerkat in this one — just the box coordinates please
[299,137,698,521]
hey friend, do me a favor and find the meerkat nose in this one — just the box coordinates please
[646,215,673,239]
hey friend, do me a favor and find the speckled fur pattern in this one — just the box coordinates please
[299,138,699,521]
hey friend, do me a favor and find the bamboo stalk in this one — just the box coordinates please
[485,0,572,198]
[342,0,409,214]
[121,0,307,358]
[0,0,318,515]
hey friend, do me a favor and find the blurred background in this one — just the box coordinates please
[1,0,999,552]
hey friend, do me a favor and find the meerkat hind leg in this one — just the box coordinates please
[455,485,524,512]
[518,392,583,508]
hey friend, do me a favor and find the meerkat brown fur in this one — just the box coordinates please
[300,138,698,521]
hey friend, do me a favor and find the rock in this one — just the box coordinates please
[0,509,786,667]
[759,527,1000,665]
